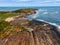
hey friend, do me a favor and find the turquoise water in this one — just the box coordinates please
[0,7,60,27]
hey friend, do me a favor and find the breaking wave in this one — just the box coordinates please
[28,9,60,32]
[36,19,60,32]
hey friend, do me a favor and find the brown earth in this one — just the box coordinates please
[0,20,60,45]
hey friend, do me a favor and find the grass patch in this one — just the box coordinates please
[0,8,37,39]
[0,21,28,39]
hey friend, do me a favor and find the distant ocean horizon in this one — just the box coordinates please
[0,6,60,11]
[0,6,60,28]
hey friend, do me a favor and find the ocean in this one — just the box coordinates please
[0,7,60,28]
[27,7,60,28]
[0,7,21,11]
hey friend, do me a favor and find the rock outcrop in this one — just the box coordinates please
[0,8,60,45]
[0,20,60,45]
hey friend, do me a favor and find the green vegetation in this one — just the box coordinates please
[0,21,10,31]
[19,24,27,31]
[0,12,18,21]
[13,8,37,13]
[0,8,37,21]
[0,21,28,39]
[0,8,37,39]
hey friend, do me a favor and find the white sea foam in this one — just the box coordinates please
[55,11,59,14]
[28,9,60,32]
[51,11,59,14]
[36,19,60,32]
[38,9,47,11]
[30,10,40,19]
[43,12,48,14]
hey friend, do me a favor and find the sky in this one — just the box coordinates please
[0,0,60,7]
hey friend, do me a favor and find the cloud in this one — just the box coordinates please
[0,0,60,7]
[12,0,32,2]
[19,0,32,1]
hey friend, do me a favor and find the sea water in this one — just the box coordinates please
[27,7,60,26]
[0,7,60,28]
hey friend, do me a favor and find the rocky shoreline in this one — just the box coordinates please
[0,8,60,45]
[0,19,60,45]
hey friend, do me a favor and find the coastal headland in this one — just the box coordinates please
[0,8,60,45]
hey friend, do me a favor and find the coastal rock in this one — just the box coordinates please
[0,8,60,45]
[0,20,60,45]
[0,28,60,45]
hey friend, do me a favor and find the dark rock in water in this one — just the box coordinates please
[0,20,60,45]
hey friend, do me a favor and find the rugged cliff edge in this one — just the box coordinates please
[0,8,60,45]
[0,20,60,45]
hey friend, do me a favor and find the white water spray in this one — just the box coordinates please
[32,10,39,19]
[28,9,60,33]
[36,19,60,32]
